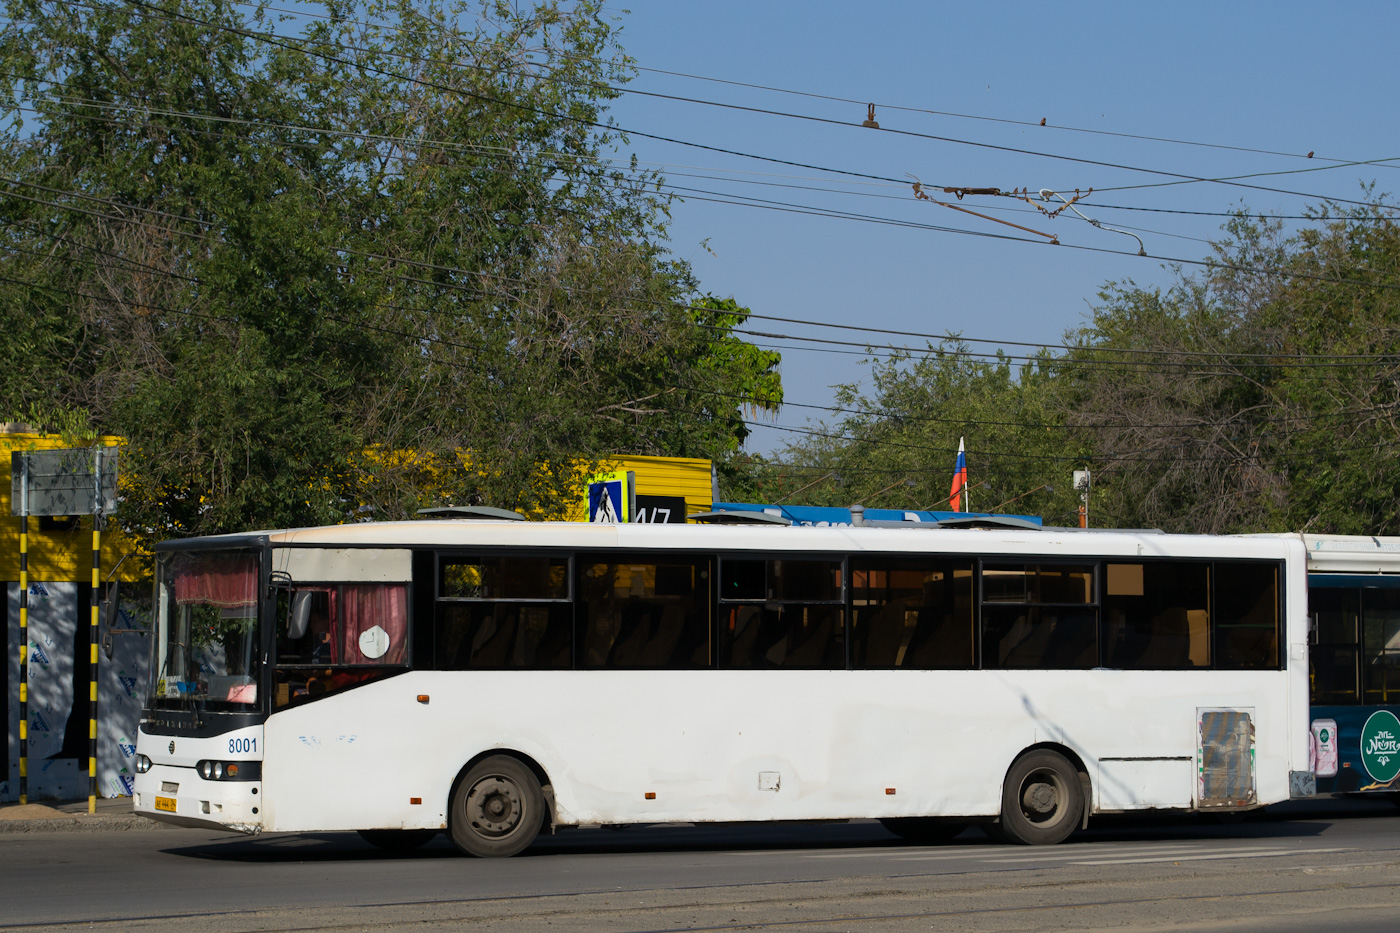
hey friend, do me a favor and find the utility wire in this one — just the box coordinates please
[48,0,911,186]
[738,414,1400,465]
[9,82,1398,267]
[229,0,1385,170]
[30,0,1399,210]
[10,69,1395,226]
[9,178,1400,375]
[6,250,1396,465]
[690,385,1400,435]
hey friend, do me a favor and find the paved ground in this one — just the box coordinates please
[1,801,1396,932]
[0,795,159,833]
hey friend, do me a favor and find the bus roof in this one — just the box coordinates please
[155,519,1303,562]
[1271,532,1400,575]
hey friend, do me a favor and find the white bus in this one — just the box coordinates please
[132,515,1315,855]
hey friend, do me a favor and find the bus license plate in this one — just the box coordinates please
[154,796,177,812]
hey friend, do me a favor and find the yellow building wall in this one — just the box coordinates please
[3,432,713,579]
[1,433,148,583]
[565,455,714,522]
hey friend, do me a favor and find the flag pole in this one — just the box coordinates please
[949,437,968,513]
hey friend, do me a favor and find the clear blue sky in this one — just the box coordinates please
[601,1,1400,457]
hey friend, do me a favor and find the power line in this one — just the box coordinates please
[739,413,1400,466]
[9,177,1400,379]
[731,311,1400,362]
[7,239,1397,469]
[31,0,1399,210]
[231,0,1388,172]
[688,385,1400,434]
[11,71,1400,276]
[720,323,1400,371]
[53,0,910,186]
[12,68,1395,227]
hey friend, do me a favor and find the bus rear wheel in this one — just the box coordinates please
[1000,750,1082,846]
[449,755,545,858]
[880,817,969,844]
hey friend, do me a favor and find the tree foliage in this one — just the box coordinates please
[771,344,1084,523]
[778,200,1400,535]
[0,0,781,536]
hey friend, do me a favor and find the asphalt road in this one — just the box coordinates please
[2,799,1398,932]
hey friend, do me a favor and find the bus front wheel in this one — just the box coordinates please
[1000,750,1082,846]
[449,755,546,858]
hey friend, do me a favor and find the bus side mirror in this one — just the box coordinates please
[289,591,313,640]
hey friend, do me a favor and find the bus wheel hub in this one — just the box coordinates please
[1023,781,1057,815]
[468,777,521,834]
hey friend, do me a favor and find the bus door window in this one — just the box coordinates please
[1213,562,1281,669]
[435,555,571,671]
[1102,562,1210,670]
[719,558,844,669]
[1309,586,1361,704]
[1361,587,1400,704]
[850,558,974,669]
[274,582,409,708]
[577,555,712,669]
[981,564,1097,670]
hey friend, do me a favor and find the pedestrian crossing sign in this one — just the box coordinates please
[587,471,635,523]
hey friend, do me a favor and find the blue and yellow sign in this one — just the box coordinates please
[587,471,634,523]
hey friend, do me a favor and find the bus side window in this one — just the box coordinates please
[719,558,844,670]
[1214,561,1281,670]
[1309,587,1360,704]
[437,602,571,671]
[434,556,572,672]
[576,555,712,670]
[850,559,974,669]
[980,564,1097,670]
[1361,587,1400,704]
[1102,562,1210,670]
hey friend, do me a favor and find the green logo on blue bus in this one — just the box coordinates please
[1360,710,1400,784]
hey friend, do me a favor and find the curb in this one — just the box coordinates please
[0,814,166,834]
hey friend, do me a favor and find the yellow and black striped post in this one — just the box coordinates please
[18,513,28,806]
[89,517,101,814]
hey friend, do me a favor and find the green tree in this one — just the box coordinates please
[776,342,1082,522]
[774,200,1400,535]
[1067,202,1400,534]
[0,0,782,536]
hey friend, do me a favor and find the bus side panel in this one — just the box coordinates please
[1311,704,1400,794]
[534,670,1026,824]
[259,667,1297,832]
[261,674,455,833]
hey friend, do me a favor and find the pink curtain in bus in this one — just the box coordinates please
[172,554,258,608]
[330,584,408,665]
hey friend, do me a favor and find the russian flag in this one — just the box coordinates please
[949,437,967,512]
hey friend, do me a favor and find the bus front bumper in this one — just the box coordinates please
[133,765,264,834]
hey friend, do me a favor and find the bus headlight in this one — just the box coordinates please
[135,754,152,774]
[196,760,261,781]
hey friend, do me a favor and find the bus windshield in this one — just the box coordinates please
[150,550,262,710]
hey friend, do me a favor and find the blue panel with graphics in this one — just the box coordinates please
[709,502,1042,528]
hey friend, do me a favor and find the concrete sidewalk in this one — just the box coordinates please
[0,796,164,833]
